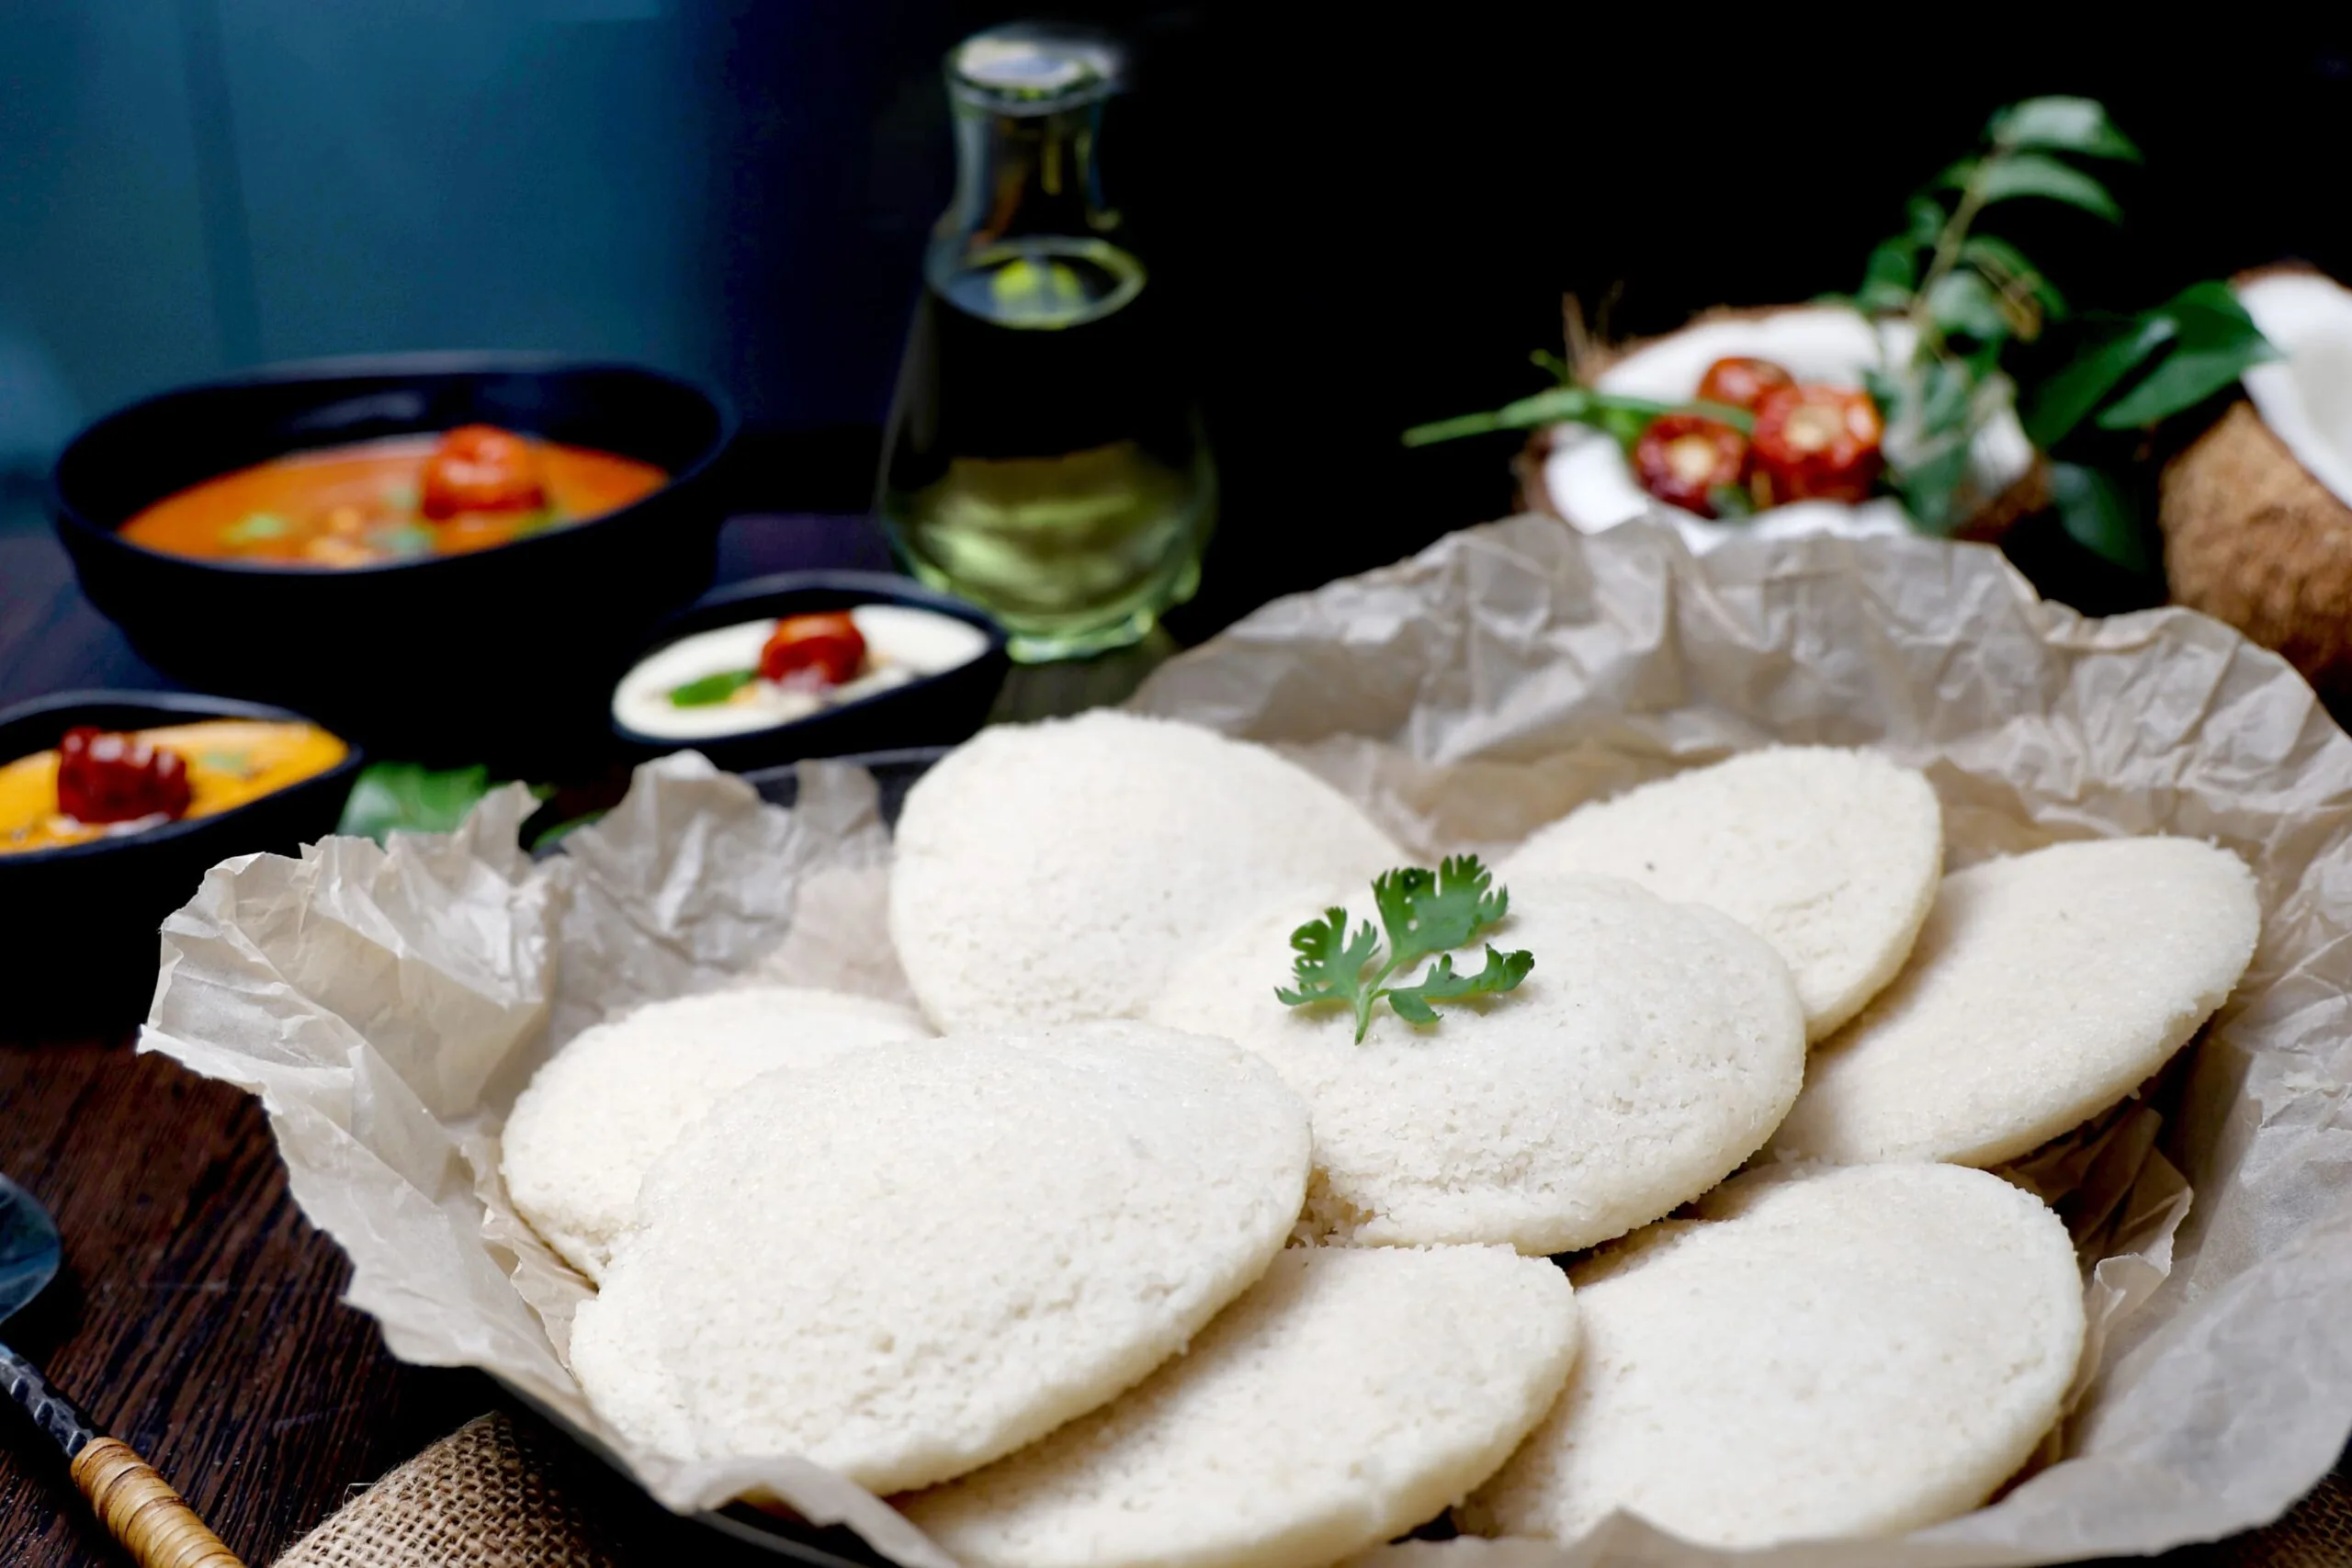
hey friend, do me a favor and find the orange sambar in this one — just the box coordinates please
[119,433,666,568]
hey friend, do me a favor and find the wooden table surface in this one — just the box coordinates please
[1,500,2344,1566]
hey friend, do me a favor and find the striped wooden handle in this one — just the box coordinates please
[68,1437,245,1568]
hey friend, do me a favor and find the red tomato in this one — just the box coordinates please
[419,424,549,519]
[56,727,192,824]
[1632,415,1751,517]
[759,612,866,686]
[1695,356,1796,412]
[1749,386,1883,505]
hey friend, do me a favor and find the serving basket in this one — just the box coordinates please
[140,514,2352,1567]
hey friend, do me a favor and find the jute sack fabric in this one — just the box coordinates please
[271,1412,614,1568]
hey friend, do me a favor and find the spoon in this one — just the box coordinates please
[0,1172,245,1568]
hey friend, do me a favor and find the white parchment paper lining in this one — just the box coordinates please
[141,514,2352,1568]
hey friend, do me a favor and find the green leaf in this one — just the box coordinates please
[668,669,758,707]
[1917,358,1979,436]
[1986,96,2142,162]
[1863,367,1906,426]
[1962,235,2066,318]
[1927,270,2011,345]
[1894,442,1972,534]
[1374,853,1510,971]
[1275,908,1381,1002]
[1385,945,1535,1026]
[336,762,495,843]
[1863,239,1917,294]
[2047,461,2153,571]
[1967,154,2122,221]
[525,810,606,852]
[1706,482,1756,521]
[1906,196,1948,248]
[2094,334,2276,428]
[1528,348,1576,384]
[1276,906,1384,1042]
[2022,316,2178,448]
[2161,279,2256,335]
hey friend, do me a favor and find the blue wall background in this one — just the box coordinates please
[0,0,955,482]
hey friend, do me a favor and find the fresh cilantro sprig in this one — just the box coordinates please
[1276,855,1534,1043]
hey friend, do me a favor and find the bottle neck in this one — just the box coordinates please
[939,100,1117,263]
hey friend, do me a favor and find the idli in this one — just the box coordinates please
[1460,1162,2085,1549]
[1146,872,1805,1254]
[905,1246,1580,1568]
[1503,747,1942,1040]
[501,986,928,1281]
[888,711,1400,1032]
[1770,835,2261,1167]
[568,1023,1312,1493]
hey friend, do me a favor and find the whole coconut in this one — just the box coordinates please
[2160,266,2352,705]
[2162,401,2352,705]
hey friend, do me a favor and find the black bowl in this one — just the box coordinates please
[51,353,735,772]
[609,572,1008,772]
[0,691,365,1032]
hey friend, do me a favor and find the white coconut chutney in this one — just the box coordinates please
[610,603,989,741]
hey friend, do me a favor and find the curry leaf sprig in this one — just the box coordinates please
[1276,854,1534,1043]
[1839,96,2273,563]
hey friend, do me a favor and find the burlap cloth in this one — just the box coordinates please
[270,1412,2348,1568]
[271,1413,616,1568]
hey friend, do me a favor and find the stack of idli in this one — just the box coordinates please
[497,710,2264,1562]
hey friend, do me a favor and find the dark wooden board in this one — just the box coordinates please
[0,1036,488,1564]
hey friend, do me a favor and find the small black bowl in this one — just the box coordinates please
[51,353,735,772]
[610,572,1009,772]
[0,691,365,1032]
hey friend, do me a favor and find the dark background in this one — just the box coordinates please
[4,6,2350,638]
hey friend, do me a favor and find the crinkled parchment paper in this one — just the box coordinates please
[141,514,2352,1567]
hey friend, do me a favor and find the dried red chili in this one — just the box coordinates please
[1749,385,1883,505]
[1632,415,1751,517]
[759,612,866,686]
[55,727,193,824]
[1695,356,1795,412]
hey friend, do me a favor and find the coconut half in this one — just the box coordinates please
[2161,266,2352,703]
[2237,268,2352,509]
[1523,304,2037,555]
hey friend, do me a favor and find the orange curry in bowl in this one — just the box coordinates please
[119,424,666,568]
[0,720,347,855]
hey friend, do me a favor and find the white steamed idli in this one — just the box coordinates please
[1460,1162,2086,1550]
[1770,835,2261,1167]
[904,1245,1580,1568]
[1146,871,1805,1254]
[500,986,928,1281]
[1502,747,1942,1041]
[888,711,1401,1032]
[567,1023,1312,1494]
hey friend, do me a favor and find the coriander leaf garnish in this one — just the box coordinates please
[1275,908,1383,1012]
[1385,945,1537,1023]
[1276,854,1532,1043]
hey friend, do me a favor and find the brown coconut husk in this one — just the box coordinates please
[1512,301,2049,543]
[2160,399,2352,705]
